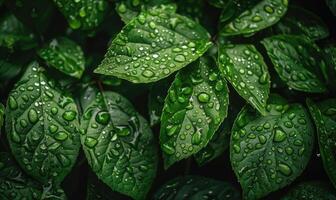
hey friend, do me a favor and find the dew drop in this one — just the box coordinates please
[197,93,210,103]
[62,110,77,121]
[28,108,38,124]
[278,163,292,176]
[54,131,68,141]
[273,128,286,142]
[95,111,110,125]
[85,137,98,148]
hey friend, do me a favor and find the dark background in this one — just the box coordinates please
[0,0,335,199]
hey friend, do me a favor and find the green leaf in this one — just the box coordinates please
[5,62,81,185]
[0,59,22,81]
[274,6,329,40]
[322,44,336,90]
[95,5,212,83]
[153,176,241,200]
[281,182,336,200]
[0,152,66,199]
[53,0,108,30]
[306,98,336,189]
[160,57,229,168]
[220,0,288,36]
[230,94,315,200]
[218,44,270,115]
[148,79,171,127]
[0,103,4,130]
[176,0,204,22]
[326,0,336,16]
[0,14,37,50]
[262,35,327,93]
[115,0,172,23]
[208,0,228,8]
[38,37,85,79]
[80,86,158,200]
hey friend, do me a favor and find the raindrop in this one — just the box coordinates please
[95,111,110,125]
[85,137,98,148]
[62,110,77,121]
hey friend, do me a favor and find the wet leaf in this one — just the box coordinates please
[0,152,66,199]
[218,44,270,115]
[326,0,336,16]
[307,98,336,189]
[95,5,212,83]
[281,181,336,200]
[38,37,85,79]
[80,86,158,200]
[220,0,288,36]
[53,0,108,30]
[153,176,241,200]
[262,35,327,93]
[231,94,314,200]
[0,13,37,50]
[115,0,172,23]
[160,57,229,168]
[274,6,329,40]
[5,62,81,185]
[0,103,4,130]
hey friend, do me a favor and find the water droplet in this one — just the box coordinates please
[117,3,127,13]
[258,135,267,144]
[28,108,38,124]
[192,130,202,145]
[197,93,210,103]
[69,18,81,29]
[174,55,186,62]
[162,143,175,155]
[273,128,286,142]
[142,69,154,78]
[116,126,131,136]
[8,96,18,110]
[62,110,77,121]
[264,5,274,13]
[95,111,110,125]
[10,130,21,143]
[252,15,262,22]
[259,72,268,84]
[278,163,292,176]
[51,107,58,115]
[54,131,68,141]
[166,125,178,136]
[233,144,241,153]
[49,124,58,133]
[85,137,98,148]
[325,107,336,116]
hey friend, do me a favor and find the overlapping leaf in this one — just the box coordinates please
[80,86,158,200]
[231,94,314,199]
[38,37,85,79]
[218,44,270,115]
[95,5,212,83]
[262,35,326,93]
[5,62,81,185]
[281,182,336,200]
[160,57,229,168]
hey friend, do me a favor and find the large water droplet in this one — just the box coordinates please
[116,126,131,136]
[54,131,68,141]
[166,125,178,136]
[273,128,286,142]
[85,137,98,148]
[162,143,175,155]
[197,93,210,103]
[174,55,186,62]
[192,130,202,145]
[28,108,38,124]
[62,110,77,121]
[278,163,292,176]
[8,96,18,110]
[95,111,110,125]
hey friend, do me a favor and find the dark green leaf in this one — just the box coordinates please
[307,98,336,189]
[0,103,4,130]
[95,5,212,83]
[0,59,22,81]
[115,0,172,23]
[218,44,270,115]
[0,152,66,200]
[38,37,85,79]
[153,176,241,200]
[80,86,158,200]
[262,35,327,93]
[176,0,204,22]
[0,14,37,50]
[208,0,228,8]
[274,6,329,40]
[281,182,336,200]
[5,62,81,185]
[148,79,170,127]
[53,0,108,30]
[322,44,336,90]
[326,0,336,16]
[231,94,315,199]
[160,57,229,168]
[220,0,288,36]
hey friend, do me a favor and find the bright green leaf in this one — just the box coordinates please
[307,98,336,189]
[0,14,37,50]
[281,182,336,200]
[274,6,329,40]
[115,0,172,23]
[80,86,158,200]
[218,44,270,115]
[0,152,66,199]
[231,94,314,200]
[153,176,241,200]
[160,57,229,168]
[5,62,81,185]
[38,37,85,79]
[53,0,108,30]
[262,35,327,93]
[220,0,288,36]
[95,5,212,83]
